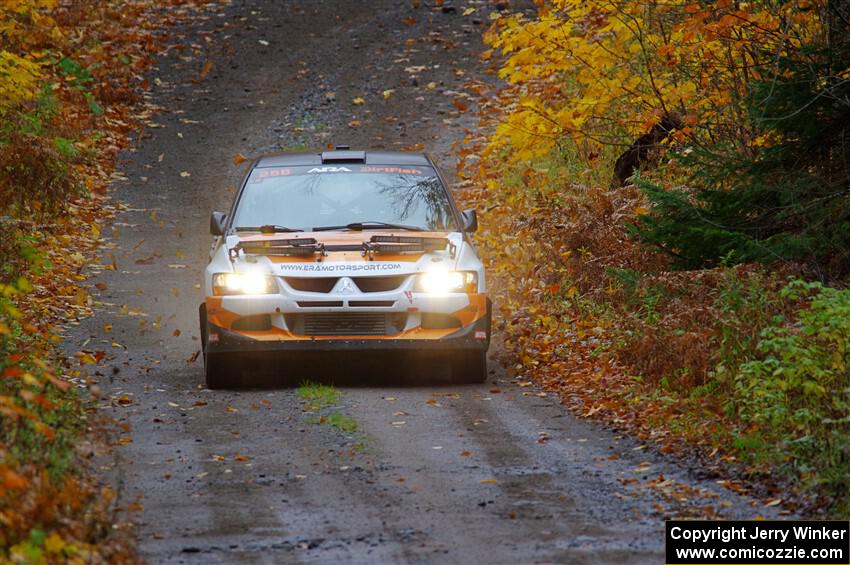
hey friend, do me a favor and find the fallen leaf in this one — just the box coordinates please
[77,352,97,365]
[198,61,214,80]
[452,99,469,112]
[74,288,88,307]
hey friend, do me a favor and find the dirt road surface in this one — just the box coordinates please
[66,1,777,562]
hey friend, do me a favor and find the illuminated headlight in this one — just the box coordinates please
[212,273,277,296]
[416,271,477,294]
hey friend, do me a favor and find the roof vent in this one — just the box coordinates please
[321,150,366,163]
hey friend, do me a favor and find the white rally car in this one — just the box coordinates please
[199,148,491,388]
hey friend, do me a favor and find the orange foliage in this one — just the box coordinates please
[0,0,212,559]
[457,74,809,505]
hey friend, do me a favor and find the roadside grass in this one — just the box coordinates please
[297,382,361,437]
[315,412,359,434]
[297,382,341,410]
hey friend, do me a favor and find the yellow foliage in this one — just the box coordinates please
[0,0,65,111]
[0,50,41,111]
[485,0,825,164]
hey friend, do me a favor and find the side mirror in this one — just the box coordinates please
[461,208,478,233]
[210,211,227,236]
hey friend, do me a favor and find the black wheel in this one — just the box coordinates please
[204,351,238,389]
[452,350,488,384]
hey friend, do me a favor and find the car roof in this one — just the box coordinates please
[254,150,432,168]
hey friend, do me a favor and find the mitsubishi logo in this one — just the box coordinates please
[338,278,355,294]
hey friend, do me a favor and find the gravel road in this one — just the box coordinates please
[66,1,777,562]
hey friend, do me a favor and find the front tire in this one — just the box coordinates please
[452,350,488,384]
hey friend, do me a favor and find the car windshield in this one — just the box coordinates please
[231,165,459,232]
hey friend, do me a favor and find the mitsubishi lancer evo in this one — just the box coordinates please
[199,148,491,388]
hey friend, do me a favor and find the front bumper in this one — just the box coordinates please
[205,298,491,355]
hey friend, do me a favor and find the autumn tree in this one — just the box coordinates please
[486,0,849,272]
[637,1,850,272]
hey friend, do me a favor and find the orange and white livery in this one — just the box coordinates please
[199,149,491,388]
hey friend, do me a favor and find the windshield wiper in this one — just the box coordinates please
[312,221,424,232]
[234,225,302,234]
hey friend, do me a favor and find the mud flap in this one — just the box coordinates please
[199,302,207,353]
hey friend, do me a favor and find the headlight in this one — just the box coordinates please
[416,271,477,294]
[212,273,277,296]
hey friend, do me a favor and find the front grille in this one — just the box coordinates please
[297,301,344,308]
[353,275,407,293]
[303,313,386,336]
[284,277,338,293]
[348,300,395,307]
[295,313,405,336]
